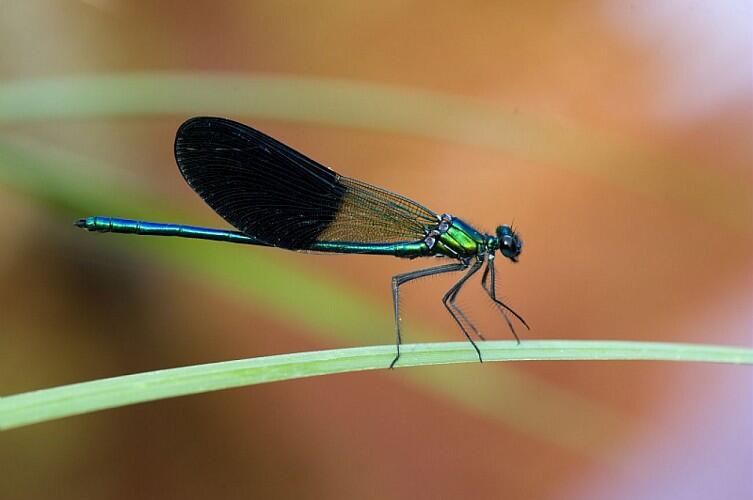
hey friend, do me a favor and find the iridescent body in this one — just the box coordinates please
[77,117,527,367]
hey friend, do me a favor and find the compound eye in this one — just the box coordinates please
[502,235,514,248]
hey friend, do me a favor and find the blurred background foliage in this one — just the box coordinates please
[0,1,751,499]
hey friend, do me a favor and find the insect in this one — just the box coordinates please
[76,117,528,367]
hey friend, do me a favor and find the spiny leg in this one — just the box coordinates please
[480,262,516,339]
[485,256,529,329]
[441,260,484,362]
[481,256,529,344]
[390,262,467,368]
[447,276,485,341]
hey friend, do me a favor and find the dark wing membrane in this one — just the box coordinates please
[174,117,439,249]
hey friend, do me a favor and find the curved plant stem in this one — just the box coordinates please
[1,340,750,431]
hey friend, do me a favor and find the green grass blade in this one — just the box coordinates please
[2,340,750,431]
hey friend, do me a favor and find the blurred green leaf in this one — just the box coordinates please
[2,340,750,431]
[1,72,749,233]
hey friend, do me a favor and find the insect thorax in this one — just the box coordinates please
[424,214,486,259]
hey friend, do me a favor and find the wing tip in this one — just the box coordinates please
[174,116,229,170]
[176,116,228,139]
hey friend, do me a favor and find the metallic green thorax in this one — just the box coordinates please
[432,217,485,259]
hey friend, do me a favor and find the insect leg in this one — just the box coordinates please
[441,260,484,362]
[447,276,485,341]
[481,256,529,343]
[390,262,467,368]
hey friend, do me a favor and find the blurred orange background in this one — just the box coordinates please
[0,1,751,499]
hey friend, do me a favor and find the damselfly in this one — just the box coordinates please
[76,117,528,367]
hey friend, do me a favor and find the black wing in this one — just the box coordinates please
[174,117,439,249]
